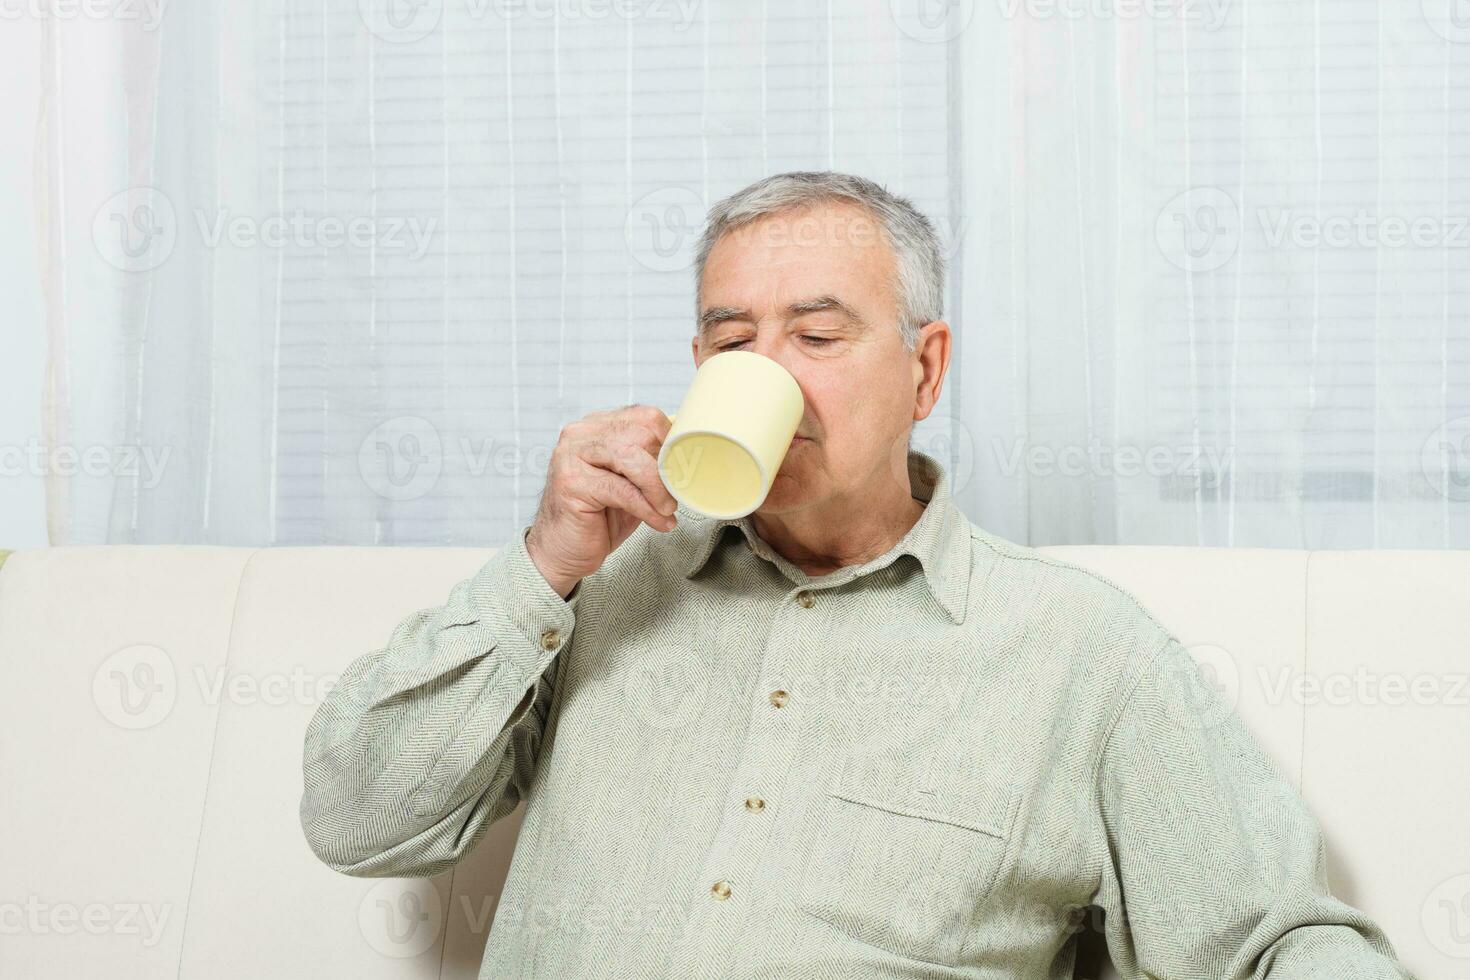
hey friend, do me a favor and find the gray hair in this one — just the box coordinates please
[693,171,945,352]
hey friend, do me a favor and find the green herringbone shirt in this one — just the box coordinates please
[299,448,1414,979]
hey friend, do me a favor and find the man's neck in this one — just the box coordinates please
[750,459,927,578]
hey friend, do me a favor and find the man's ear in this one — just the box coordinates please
[912,320,951,422]
[690,333,701,366]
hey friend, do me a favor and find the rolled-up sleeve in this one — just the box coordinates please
[299,523,578,879]
[1091,633,1417,979]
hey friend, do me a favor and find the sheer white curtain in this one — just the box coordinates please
[40,0,959,547]
[951,0,1470,548]
[37,1,1470,548]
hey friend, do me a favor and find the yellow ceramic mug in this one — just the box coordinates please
[658,351,805,519]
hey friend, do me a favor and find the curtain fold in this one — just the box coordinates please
[37,1,1470,548]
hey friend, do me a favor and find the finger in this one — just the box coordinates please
[579,431,682,520]
[580,431,680,518]
[629,404,673,439]
[572,462,675,532]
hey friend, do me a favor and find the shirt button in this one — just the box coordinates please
[768,689,789,708]
[795,590,814,608]
[539,628,561,651]
[745,796,765,812]
[711,880,732,900]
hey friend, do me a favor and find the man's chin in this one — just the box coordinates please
[756,469,817,514]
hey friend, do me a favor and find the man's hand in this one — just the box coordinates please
[525,405,680,598]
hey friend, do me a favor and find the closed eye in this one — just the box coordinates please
[717,336,833,351]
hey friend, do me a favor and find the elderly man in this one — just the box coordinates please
[299,172,1413,978]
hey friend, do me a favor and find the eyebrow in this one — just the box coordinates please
[697,295,869,337]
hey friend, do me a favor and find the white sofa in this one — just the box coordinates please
[0,543,1462,979]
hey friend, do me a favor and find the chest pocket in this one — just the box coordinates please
[796,761,1018,968]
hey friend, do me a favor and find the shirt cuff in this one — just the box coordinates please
[466,524,577,662]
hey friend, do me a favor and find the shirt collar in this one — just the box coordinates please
[680,447,972,625]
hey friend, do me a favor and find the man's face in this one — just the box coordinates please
[694,201,922,513]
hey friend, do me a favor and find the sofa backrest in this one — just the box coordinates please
[0,543,1461,979]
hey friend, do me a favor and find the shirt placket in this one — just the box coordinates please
[665,543,835,979]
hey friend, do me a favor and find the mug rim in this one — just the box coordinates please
[658,428,773,520]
